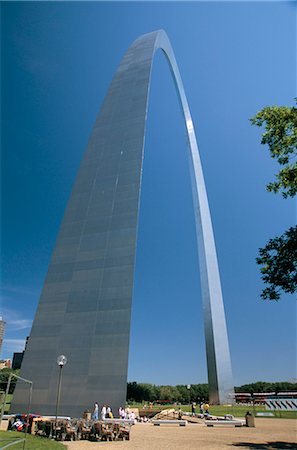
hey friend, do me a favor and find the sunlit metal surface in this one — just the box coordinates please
[12,30,233,417]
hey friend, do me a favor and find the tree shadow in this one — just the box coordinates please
[231,442,297,450]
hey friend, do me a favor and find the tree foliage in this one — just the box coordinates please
[250,101,297,198]
[126,382,209,403]
[234,381,297,394]
[256,227,297,300]
[126,381,296,403]
[250,100,297,300]
[0,368,20,394]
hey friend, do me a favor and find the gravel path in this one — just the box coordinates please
[63,419,296,450]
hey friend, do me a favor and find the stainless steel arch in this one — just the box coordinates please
[12,30,233,417]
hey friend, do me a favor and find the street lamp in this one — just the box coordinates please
[54,355,67,438]
[187,384,191,412]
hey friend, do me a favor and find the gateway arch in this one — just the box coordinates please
[12,30,234,417]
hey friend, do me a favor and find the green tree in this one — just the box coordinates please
[250,102,297,198]
[159,385,175,401]
[0,368,20,394]
[256,227,297,300]
[235,381,297,394]
[126,381,296,403]
[250,101,297,300]
[175,385,189,403]
[190,384,209,402]
[126,382,160,403]
[139,383,159,402]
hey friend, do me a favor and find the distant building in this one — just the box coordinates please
[0,317,6,354]
[234,391,297,404]
[0,359,11,370]
[12,337,29,370]
[12,353,24,370]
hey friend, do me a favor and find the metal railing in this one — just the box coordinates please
[0,373,32,450]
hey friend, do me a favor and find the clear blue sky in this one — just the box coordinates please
[1,1,296,387]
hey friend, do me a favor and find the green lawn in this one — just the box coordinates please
[2,394,13,413]
[194,404,297,419]
[0,431,65,449]
[133,403,297,419]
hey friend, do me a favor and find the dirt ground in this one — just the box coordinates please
[63,419,296,450]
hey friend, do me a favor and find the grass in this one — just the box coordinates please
[133,403,297,419]
[197,404,297,419]
[2,394,13,413]
[0,431,65,449]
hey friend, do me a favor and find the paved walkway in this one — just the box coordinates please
[63,419,296,450]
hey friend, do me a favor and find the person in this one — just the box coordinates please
[120,407,126,419]
[106,406,113,418]
[178,408,182,420]
[204,403,210,415]
[101,405,107,420]
[12,418,24,431]
[92,402,99,420]
[191,402,196,416]
[200,402,204,414]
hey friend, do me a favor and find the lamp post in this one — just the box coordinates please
[187,384,191,413]
[54,355,67,438]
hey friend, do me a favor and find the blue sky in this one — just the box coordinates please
[1,1,296,387]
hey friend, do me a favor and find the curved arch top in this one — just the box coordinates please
[12,30,233,417]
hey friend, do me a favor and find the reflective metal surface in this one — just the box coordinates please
[12,30,233,417]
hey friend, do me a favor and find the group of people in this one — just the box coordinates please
[190,401,210,416]
[92,402,114,421]
[118,406,138,422]
[92,403,140,422]
[91,401,211,422]
[199,402,210,415]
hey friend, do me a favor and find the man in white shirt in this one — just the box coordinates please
[101,405,107,420]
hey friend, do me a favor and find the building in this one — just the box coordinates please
[12,30,233,417]
[12,337,29,370]
[12,353,24,370]
[0,359,11,370]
